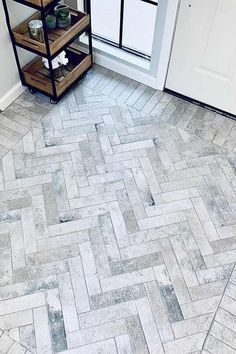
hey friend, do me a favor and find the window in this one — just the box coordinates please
[88,0,158,60]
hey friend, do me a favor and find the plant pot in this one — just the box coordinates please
[57,15,71,28]
[54,4,71,28]
[45,15,57,30]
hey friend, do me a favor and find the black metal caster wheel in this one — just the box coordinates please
[50,98,58,104]
[29,88,36,94]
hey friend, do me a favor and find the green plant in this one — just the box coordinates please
[46,14,56,22]
[58,9,70,19]
[54,4,71,28]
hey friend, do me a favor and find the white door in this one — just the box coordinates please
[166,0,236,115]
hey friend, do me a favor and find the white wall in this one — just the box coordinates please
[0,1,34,110]
[0,2,17,98]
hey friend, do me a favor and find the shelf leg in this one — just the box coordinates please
[29,88,36,94]
[41,9,58,103]
[50,98,58,104]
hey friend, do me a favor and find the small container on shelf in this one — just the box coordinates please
[28,19,44,42]
[42,50,68,78]
[45,15,57,30]
[54,4,71,28]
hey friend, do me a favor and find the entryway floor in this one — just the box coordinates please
[0,65,236,354]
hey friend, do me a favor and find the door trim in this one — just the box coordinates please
[155,0,180,90]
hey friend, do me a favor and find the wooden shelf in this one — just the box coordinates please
[13,0,57,10]
[3,0,92,103]
[13,9,89,57]
[23,46,92,97]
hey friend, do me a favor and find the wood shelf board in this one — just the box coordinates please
[13,9,89,56]
[23,48,91,96]
[13,0,55,9]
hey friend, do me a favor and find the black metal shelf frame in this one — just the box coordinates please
[2,0,93,103]
[85,0,158,60]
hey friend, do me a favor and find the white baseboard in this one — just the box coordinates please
[0,81,26,111]
[93,50,159,90]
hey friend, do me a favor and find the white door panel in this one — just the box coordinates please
[166,0,236,115]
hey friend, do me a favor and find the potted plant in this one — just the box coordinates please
[54,4,71,28]
[45,15,57,30]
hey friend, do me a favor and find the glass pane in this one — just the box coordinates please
[91,0,121,43]
[122,0,157,56]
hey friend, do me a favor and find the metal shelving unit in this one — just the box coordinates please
[2,0,93,103]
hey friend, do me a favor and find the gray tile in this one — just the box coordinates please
[159,285,184,322]
[110,252,163,275]
[1,65,236,353]
[90,284,146,310]
[125,315,149,354]
[46,289,67,353]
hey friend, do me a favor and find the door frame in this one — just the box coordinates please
[155,0,180,90]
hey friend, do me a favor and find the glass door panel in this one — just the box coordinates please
[91,0,121,43]
[122,0,157,56]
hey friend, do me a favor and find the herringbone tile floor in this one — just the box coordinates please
[0,65,236,353]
